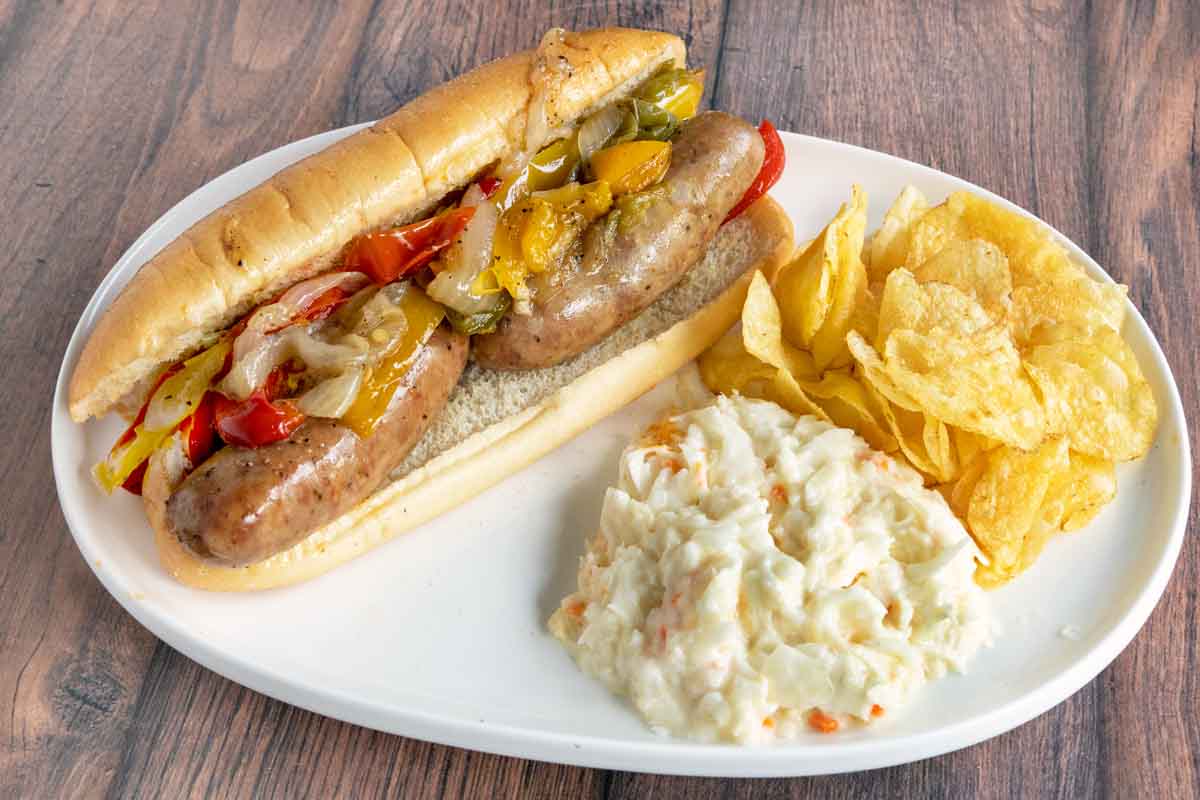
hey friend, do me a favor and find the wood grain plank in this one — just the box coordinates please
[341,0,726,124]
[104,647,602,799]
[1086,2,1200,798]
[0,2,216,794]
[715,0,1094,237]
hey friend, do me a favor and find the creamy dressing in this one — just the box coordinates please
[549,396,992,743]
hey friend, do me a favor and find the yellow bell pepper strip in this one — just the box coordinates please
[480,199,558,300]
[532,181,614,218]
[93,339,232,494]
[143,339,231,432]
[516,200,562,275]
[658,77,703,119]
[472,64,701,306]
[476,181,614,300]
[588,141,672,196]
[341,286,445,437]
[93,419,171,495]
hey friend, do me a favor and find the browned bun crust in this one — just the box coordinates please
[145,197,794,591]
[68,28,685,422]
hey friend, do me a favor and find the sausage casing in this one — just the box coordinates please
[166,327,468,565]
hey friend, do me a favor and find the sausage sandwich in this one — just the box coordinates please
[68,27,794,590]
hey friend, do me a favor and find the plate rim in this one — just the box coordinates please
[51,125,1192,777]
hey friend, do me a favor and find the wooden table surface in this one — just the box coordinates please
[2,1,1196,797]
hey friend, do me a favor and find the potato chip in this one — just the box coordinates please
[741,271,818,380]
[858,375,947,482]
[809,191,869,371]
[775,236,833,348]
[766,367,832,423]
[948,194,1112,313]
[875,268,992,349]
[698,324,830,423]
[742,271,787,362]
[883,412,937,478]
[912,238,1012,321]
[698,327,776,395]
[1059,453,1118,532]
[850,281,883,344]
[865,185,930,282]
[970,437,1069,587]
[774,186,868,370]
[800,370,897,452]
[944,450,987,518]
[902,191,1124,343]
[1010,269,1127,346]
[922,414,957,482]
[699,185,1157,589]
[906,191,1048,278]
[871,270,1032,451]
[846,331,923,412]
[903,202,971,270]
[937,430,1000,512]
[1006,450,1118,577]
[1038,450,1117,534]
[1022,325,1156,461]
[883,325,1045,450]
[950,428,994,472]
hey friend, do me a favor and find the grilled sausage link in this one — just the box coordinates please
[472,111,764,370]
[166,327,468,565]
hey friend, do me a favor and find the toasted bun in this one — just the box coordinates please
[69,28,686,423]
[147,197,793,591]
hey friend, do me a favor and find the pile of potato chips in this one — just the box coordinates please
[699,186,1157,586]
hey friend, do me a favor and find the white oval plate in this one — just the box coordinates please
[52,126,1190,777]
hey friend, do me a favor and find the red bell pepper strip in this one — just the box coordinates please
[112,274,354,493]
[212,362,305,448]
[120,460,150,495]
[117,375,217,495]
[181,392,218,465]
[477,176,502,199]
[213,391,304,449]
[723,120,785,224]
[116,199,479,481]
[344,207,476,284]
